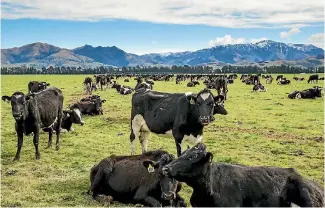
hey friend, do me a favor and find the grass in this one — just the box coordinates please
[1,74,324,207]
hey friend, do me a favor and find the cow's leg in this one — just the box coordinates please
[173,131,184,157]
[33,130,40,160]
[134,189,161,207]
[140,131,150,154]
[130,115,144,155]
[46,130,53,148]
[13,131,24,161]
[55,115,62,151]
[130,130,137,155]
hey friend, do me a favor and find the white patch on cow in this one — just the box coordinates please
[73,108,82,122]
[165,130,173,135]
[185,92,193,96]
[295,92,302,99]
[131,114,151,154]
[44,117,58,128]
[200,93,210,100]
[14,95,23,98]
[61,129,68,133]
[183,134,202,145]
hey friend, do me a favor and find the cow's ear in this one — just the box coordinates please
[142,160,159,173]
[101,99,106,103]
[2,96,12,102]
[206,152,213,163]
[46,83,50,86]
[214,95,225,104]
[185,94,197,104]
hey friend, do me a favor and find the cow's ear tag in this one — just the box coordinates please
[190,98,195,105]
[148,164,155,173]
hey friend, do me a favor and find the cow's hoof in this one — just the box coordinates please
[55,146,60,151]
[13,157,20,161]
[35,154,40,160]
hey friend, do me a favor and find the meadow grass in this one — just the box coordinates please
[1,74,324,207]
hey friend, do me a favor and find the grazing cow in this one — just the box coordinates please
[187,81,200,87]
[308,74,319,84]
[288,86,322,99]
[83,77,94,95]
[2,87,64,160]
[253,84,267,92]
[276,75,284,81]
[135,78,153,91]
[214,77,228,100]
[162,143,324,207]
[28,81,50,93]
[130,88,227,157]
[70,98,106,115]
[88,151,186,207]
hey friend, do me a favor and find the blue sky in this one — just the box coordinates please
[1,0,324,54]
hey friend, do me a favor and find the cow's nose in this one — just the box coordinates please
[80,121,85,126]
[13,113,22,118]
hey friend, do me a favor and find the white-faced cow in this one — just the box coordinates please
[2,87,64,161]
[28,81,50,93]
[88,150,186,207]
[130,88,227,157]
[162,143,324,207]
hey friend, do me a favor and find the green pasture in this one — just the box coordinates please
[1,74,324,207]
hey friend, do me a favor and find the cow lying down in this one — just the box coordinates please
[163,143,324,207]
[252,83,267,92]
[88,150,186,207]
[288,86,322,99]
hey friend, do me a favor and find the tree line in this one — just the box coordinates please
[1,64,324,75]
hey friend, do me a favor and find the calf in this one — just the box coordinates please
[130,88,227,157]
[163,143,324,207]
[288,87,322,99]
[253,84,267,92]
[28,81,50,93]
[308,74,319,84]
[88,151,186,207]
[2,87,63,160]
[70,98,106,115]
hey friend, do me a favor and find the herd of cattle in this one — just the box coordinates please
[2,73,324,207]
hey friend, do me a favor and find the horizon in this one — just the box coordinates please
[1,0,324,54]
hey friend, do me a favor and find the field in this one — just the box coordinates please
[1,74,324,207]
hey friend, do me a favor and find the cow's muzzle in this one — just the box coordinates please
[161,192,176,200]
[199,116,211,126]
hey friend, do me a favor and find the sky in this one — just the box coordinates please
[1,0,324,55]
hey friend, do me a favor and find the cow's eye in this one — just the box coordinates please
[208,102,214,106]
[197,102,201,106]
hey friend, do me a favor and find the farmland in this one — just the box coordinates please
[1,74,324,207]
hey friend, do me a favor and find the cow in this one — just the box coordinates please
[187,81,200,87]
[119,86,133,95]
[94,75,108,91]
[80,95,101,102]
[124,79,130,82]
[130,88,228,157]
[293,77,305,81]
[88,150,186,207]
[214,77,228,100]
[253,84,267,92]
[162,143,324,207]
[28,81,50,93]
[2,87,64,160]
[308,74,319,84]
[135,78,153,91]
[70,98,106,115]
[227,79,234,84]
[288,87,322,99]
[278,78,290,85]
[83,77,94,95]
[266,76,273,84]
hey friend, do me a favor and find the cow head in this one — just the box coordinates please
[162,143,213,181]
[2,92,35,121]
[142,154,179,201]
[39,82,50,90]
[93,99,106,114]
[186,89,227,126]
[63,108,85,126]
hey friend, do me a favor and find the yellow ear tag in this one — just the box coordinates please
[190,98,195,105]
[148,164,155,173]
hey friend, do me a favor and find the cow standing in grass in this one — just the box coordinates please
[83,77,94,95]
[163,143,324,207]
[2,87,64,160]
[308,74,319,84]
[130,88,227,157]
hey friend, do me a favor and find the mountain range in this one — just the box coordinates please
[1,40,324,68]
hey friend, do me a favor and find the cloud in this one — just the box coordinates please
[307,33,324,48]
[208,35,268,46]
[279,27,301,39]
[1,0,324,28]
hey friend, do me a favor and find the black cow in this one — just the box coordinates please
[276,75,284,81]
[88,151,186,207]
[187,81,200,87]
[253,84,267,92]
[288,87,322,99]
[130,88,227,157]
[28,81,50,93]
[124,79,130,82]
[163,143,324,207]
[227,79,234,84]
[293,77,305,81]
[83,77,94,95]
[308,74,319,84]
[2,87,64,160]
[70,98,106,115]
